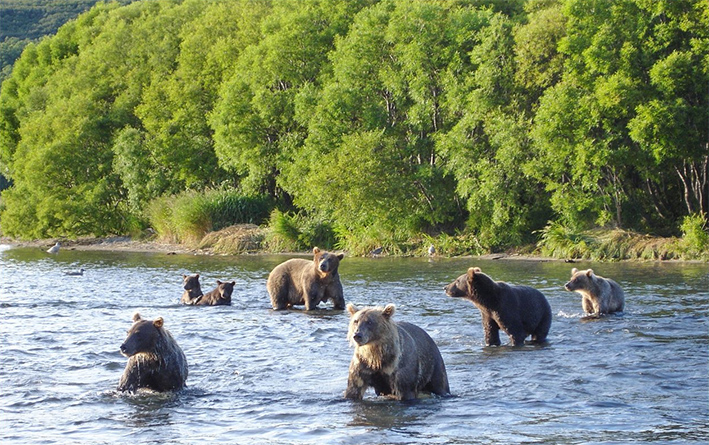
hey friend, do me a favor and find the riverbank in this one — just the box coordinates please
[3,232,705,263]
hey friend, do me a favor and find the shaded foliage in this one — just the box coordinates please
[0,0,706,255]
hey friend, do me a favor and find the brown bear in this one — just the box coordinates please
[267,247,345,311]
[180,274,202,304]
[564,268,625,317]
[192,280,236,306]
[444,267,552,347]
[118,313,188,393]
[344,303,450,401]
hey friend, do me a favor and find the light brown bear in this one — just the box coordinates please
[344,303,450,401]
[118,313,188,393]
[267,247,345,311]
[180,274,203,304]
[192,280,236,306]
[564,268,625,317]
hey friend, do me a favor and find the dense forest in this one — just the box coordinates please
[0,0,136,83]
[0,0,707,257]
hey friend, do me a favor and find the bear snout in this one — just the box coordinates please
[352,331,365,345]
[564,281,574,291]
[120,343,130,357]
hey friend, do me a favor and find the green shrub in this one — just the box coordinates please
[680,212,709,259]
[205,189,272,231]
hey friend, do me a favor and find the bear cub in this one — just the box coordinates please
[118,313,188,393]
[345,303,450,401]
[180,274,203,304]
[445,267,552,347]
[192,280,235,306]
[565,268,624,317]
[267,247,345,311]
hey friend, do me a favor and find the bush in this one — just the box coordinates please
[680,212,709,259]
[147,189,273,245]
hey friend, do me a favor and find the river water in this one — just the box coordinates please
[0,244,707,444]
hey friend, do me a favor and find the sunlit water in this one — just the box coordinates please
[0,244,707,444]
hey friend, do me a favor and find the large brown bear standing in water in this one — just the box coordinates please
[180,274,203,304]
[444,267,552,347]
[192,280,236,306]
[564,268,625,317]
[267,247,345,311]
[344,304,450,401]
[118,313,188,393]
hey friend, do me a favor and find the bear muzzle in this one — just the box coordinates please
[352,331,367,345]
[120,343,131,357]
[564,281,574,291]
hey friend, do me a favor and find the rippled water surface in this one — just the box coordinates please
[1,245,707,444]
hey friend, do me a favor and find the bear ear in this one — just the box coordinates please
[382,304,395,319]
[230,281,236,285]
[586,269,594,277]
[337,253,344,260]
[313,247,321,255]
[217,280,223,285]
[571,268,578,275]
[196,274,200,278]
[132,313,142,322]
[182,274,187,279]
[347,303,359,317]
[153,317,164,329]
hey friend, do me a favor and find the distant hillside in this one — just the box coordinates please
[0,0,135,83]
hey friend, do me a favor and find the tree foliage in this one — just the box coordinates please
[0,0,706,250]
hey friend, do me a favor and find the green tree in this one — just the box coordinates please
[531,0,708,232]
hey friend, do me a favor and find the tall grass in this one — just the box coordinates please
[264,210,335,252]
[147,189,273,245]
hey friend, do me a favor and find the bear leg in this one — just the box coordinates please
[482,315,501,346]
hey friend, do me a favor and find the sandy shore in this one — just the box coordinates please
[0,236,201,255]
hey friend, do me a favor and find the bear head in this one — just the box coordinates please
[444,267,484,298]
[215,280,236,302]
[312,247,344,275]
[120,313,164,357]
[182,274,202,295]
[564,268,594,292]
[347,303,396,347]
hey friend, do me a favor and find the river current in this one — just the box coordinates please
[0,245,707,444]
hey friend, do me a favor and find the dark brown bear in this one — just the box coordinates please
[267,247,345,311]
[444,267,552,347]
[118,313,188,392]
[180,274,202,304]
[344,304,450,401]
[192,280,236,306]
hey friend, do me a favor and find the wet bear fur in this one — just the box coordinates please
[445,267,552,347]
[118,313,188,392]
[180,274,203,304]
[344,304,450,401]
[267,247,345,310]
[564,268,625,317]
[192,280,235,306]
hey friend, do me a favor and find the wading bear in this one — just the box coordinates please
[444,267,552,347]
[344,304,450,401]
[118,313,188,393]
[564,268,625,317]
[267,247,345,311]
[180,274,203,305]
[193,280,236,306]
